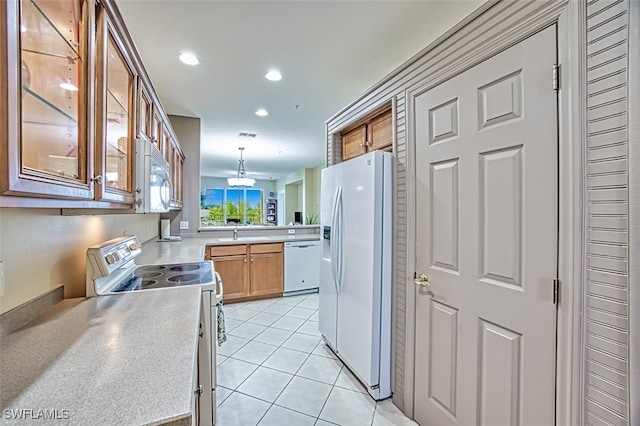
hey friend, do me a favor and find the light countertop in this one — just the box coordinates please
[137,234,321,265]
[0,287,202,426]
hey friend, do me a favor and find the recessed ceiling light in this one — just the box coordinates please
[59,82,78,91]
[179,52,200,66]
[265,70,282,81]
[255,109,268,117]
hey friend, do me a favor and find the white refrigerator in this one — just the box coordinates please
[319,150,393,400]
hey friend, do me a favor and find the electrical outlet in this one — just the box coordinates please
[288,229,295,234]
[0,261,5,297]
[179,221,189,230]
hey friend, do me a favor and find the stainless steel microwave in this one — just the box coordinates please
[135,138,171,213]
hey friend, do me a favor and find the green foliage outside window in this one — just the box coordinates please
[200,188,263,226]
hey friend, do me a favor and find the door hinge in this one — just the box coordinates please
[552,64,559,91]
[553,279,560,304]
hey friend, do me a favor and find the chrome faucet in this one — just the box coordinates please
[233,226,238,240]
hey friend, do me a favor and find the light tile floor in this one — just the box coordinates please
[216,293,417,426]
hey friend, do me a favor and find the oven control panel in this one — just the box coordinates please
[86,236,142,279]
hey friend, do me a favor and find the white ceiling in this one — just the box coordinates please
[116,0,484,180]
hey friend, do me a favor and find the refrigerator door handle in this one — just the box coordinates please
[336,186,344,291]
[330,186,340,292]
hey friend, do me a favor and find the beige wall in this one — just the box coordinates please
[310,165,323,220]
[0,208,159,314]
[167,115,200,235]
[274,164,323,224]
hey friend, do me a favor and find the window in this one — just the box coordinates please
[201,187,263,226]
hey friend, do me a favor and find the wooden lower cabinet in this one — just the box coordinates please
[250,250,284,297]
[213,254,248,300]
[206,242,283,303]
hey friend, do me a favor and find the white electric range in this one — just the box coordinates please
[86,236,222,426]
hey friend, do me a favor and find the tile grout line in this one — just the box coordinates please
[224,317,319,361]
[263,298,328,424]
[219,294,345,425]
[252,294,318,425]
[313,363,346,425]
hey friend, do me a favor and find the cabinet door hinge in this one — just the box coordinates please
[553,278,560,304]
[552,64,559,91]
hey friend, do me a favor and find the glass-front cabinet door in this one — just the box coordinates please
[171,137,184,209]
[1,0,94,199]
[94,4,135,203]
[151,108,162,151]
[164,127,184,210]
[137,81,152,141]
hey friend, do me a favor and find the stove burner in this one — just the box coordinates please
[140,280,158,288]
[168,274,201,284]
[169,264,201,272]
[138,265,168,273]
[136,272,162,279]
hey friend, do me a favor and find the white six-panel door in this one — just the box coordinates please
[413,25,558,426]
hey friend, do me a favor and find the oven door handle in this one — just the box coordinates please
[214,271,224,305]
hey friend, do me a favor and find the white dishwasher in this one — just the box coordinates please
[284,240,321,295]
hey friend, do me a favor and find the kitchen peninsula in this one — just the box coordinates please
[139,225,321,304]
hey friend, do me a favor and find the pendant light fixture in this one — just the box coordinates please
[228,147,255,187]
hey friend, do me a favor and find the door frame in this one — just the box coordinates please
[628,1,640,422]
[403,1,585,424]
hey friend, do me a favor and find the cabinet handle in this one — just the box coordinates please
[194,385,204,395]
[91,175,103,185]
[244,258,247,263]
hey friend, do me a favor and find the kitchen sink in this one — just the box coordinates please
[218,236,271,242]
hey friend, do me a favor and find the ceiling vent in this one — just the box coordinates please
[237,131,258,138]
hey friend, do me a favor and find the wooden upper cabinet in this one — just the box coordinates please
[342,125,367,161]
[94,4,136,204]
[162,126,171,162]
[1,0,185,207]
[340,107,393,161]
[175,148,184,207]
[169,136,184,209]
[137,82,152,140]
[0,0,95,199]
[151,108,162,150]
[369,110,393,151]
